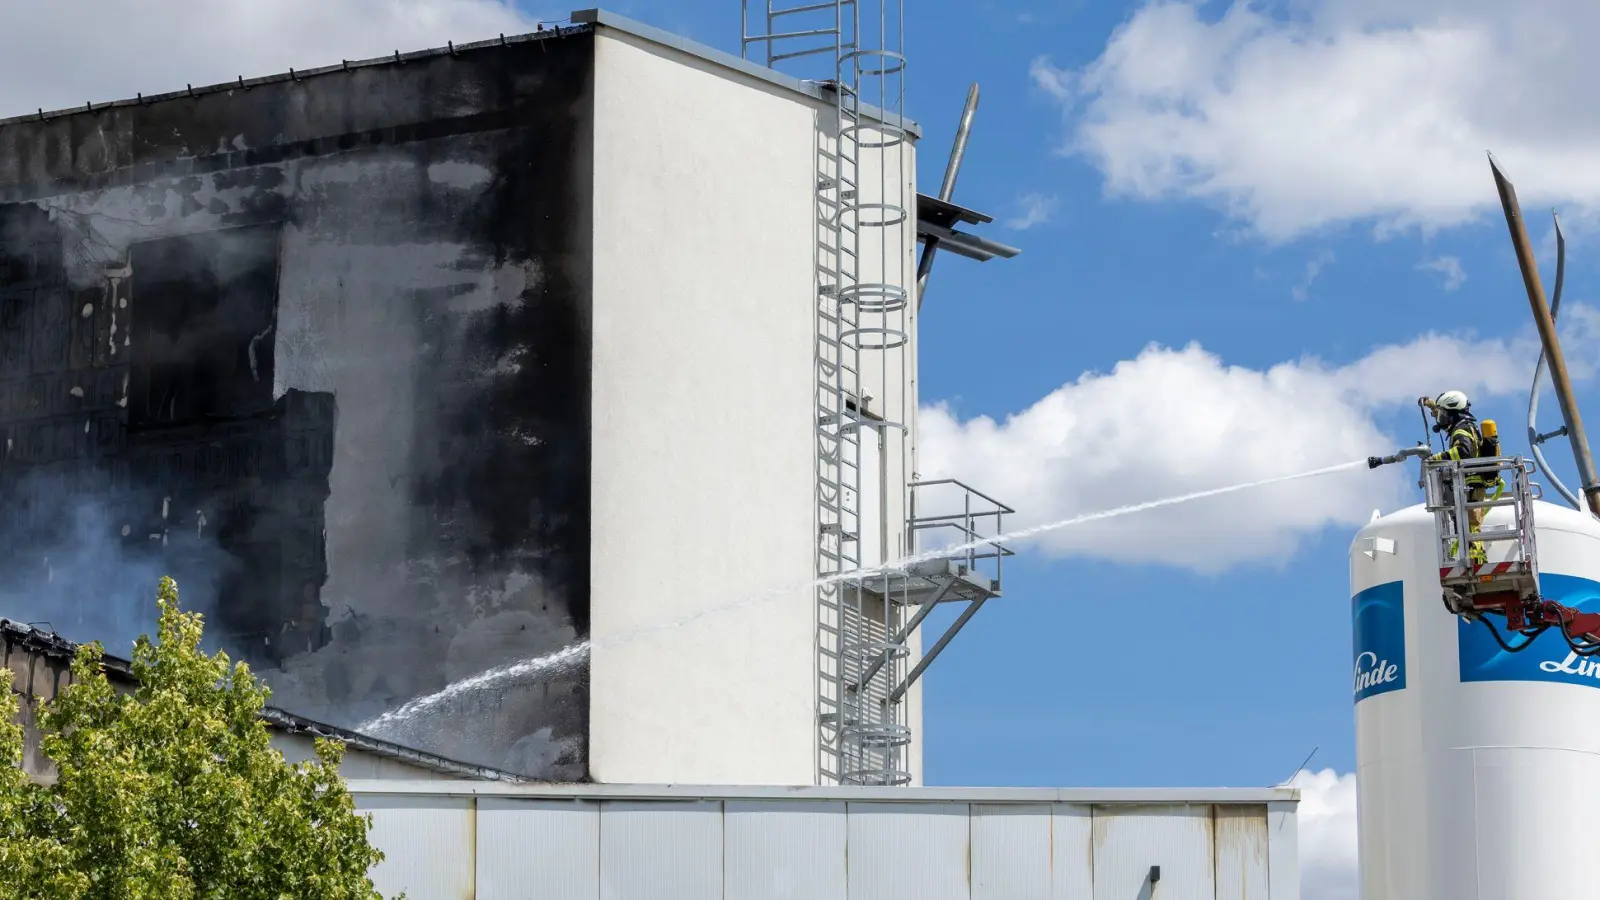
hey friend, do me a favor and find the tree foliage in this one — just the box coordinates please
[0,577,391,899]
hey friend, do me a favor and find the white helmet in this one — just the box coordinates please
[1433,390,1470,412]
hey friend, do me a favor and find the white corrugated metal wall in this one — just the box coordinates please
[349,783,1299,900]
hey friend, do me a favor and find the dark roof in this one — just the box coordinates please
[0,8,920,138]
[0,22,588,128]
[0,618,524,782]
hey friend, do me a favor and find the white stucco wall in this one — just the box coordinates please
[588,26,923,787]
[589,30,821,786]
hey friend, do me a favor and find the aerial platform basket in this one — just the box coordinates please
[1422,456,1543,616]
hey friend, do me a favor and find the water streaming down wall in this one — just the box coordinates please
[1350,499,1600,900]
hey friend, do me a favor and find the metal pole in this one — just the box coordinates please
[938,83,979,200]
[1527,211,1581,509]
[915,83,979,306]
[890,597,986,703]
[1489,155,1600,517]
[857,579,955,688]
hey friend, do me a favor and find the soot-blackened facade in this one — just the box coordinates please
[0,29,594,779]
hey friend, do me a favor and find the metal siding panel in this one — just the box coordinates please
[724,800,846,900]
[358,794,476,899]
[1266,801,1300,900]
[972,803,1051,900]
[1215,806,1270,900]
[599,800,723,900]
[1050,804,1093,900]
[478,798,600,900]
[1091,804,1215,900]
[846,801,970,900]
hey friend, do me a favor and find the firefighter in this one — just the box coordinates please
[1422,390,1501,564]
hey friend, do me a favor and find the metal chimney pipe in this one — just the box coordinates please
[1490,154,1600,517]
[915,83,980,306]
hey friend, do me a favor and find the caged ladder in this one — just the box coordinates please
[741,1,857,70]
[743,0,917,786]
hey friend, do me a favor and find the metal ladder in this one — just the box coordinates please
[741,1,857,72]
[1421,456,1542,614]
[743,0,913,786]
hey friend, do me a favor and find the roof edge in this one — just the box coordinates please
[0,618,528,783]
[258,708,527,783]
[0,24,588,129]
[1,9,924,139]
[342,779,1300,804]
[570,8,922,139]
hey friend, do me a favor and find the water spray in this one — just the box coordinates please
[360,459,1369,735]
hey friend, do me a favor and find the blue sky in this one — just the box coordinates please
[571,0,1600,798]
[8,2,1600,895]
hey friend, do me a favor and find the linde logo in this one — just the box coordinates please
[1539,653,1600,679]
[1351,581,1405,702]
[1353,651,1399,695]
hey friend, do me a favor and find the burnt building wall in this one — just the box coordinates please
[0,29,595,780]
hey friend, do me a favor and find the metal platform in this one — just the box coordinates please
[854,557,1000,606]
[915,193,1020,263]
[846,479,1013,712]
[1423,456,1542,614]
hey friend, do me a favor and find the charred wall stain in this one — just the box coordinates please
[0,30,595,780]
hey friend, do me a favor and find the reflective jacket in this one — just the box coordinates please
[1431,413,1497,486]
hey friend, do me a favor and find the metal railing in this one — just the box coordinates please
[741,0,859,73]
[907,478,1014,586]
[1421,456,1541,588]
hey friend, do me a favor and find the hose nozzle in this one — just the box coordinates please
[1369,444,1431,469]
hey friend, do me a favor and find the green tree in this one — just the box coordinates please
[0,576,391,899]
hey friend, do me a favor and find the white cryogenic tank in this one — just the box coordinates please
[1350,498,1600,900]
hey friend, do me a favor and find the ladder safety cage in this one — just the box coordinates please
[1421,456,1542,613]
[746,0,1001,788]
[746,0,913,787]
[826,0,911,787]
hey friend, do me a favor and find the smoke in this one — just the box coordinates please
[0,200,248,661]
[0,469,238,658]
[0,95,593,779]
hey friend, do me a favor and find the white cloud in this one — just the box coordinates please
[1006,192,1058,230]
[1419,255,1468,291]
[0,0,543,120]
[1029,55,1074,102]
[917,310,1600,571]
[1040,0,1600,241]
[1291,768,1360,900]
[1292,249,1334,301]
